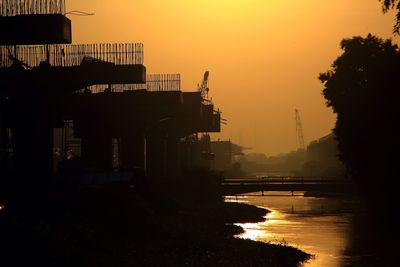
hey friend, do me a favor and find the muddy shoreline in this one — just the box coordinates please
[0,179,310,266]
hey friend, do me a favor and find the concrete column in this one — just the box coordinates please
[12,122,53,190]
[7,90,56,193]
[146,133,167,179]
[81,134,113,172]
[120,133,145,171]
[166,137,181,178]
[0,114,6,153]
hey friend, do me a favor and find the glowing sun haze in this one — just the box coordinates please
[67,0,398,156]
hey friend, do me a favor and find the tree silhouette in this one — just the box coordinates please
[319,34,400,200]
[380,0,400,34]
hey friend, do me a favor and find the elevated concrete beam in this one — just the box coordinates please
[0,64,146,93]
[0,14,72,45]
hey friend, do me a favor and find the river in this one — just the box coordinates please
[226,192,387,267]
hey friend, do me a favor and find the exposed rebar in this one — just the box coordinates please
[0,43,144,67]
[0,0,65,16]
[87,74,181,93]
[146,74,181,92]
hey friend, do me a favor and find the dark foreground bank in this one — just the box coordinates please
[0,174,310,266]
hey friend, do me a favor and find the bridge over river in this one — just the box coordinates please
[221,176,357,195]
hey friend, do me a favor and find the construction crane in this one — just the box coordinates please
[197,71,227,126]
[197,71,210,103]
[295,108,306,150]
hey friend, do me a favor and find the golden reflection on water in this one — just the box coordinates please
[236,210,284,241]
[230,194,352,267]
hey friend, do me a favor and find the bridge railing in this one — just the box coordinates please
[222,177,351,185]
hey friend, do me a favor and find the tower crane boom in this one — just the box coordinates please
[295,108,306,150]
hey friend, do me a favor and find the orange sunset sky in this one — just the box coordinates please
[67,0,398,156]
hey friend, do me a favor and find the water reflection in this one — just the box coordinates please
[227,192,364,267]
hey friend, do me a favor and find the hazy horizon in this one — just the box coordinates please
[67,0,398,156]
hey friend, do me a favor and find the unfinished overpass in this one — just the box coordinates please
[0,0,221,193]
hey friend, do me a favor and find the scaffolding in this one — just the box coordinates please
[0,43,144,68]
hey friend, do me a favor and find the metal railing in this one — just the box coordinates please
[222,177,351,185]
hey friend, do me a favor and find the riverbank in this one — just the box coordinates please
[0,178,310,266]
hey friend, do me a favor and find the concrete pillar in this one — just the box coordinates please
[0,114,6,153]
[120,133,145,171]
[166,137,181,178]
[145,132,167,179]
[0,115,8,179]
[81,134,113,172]
[12,122,54,191]
[6,89,57,193]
